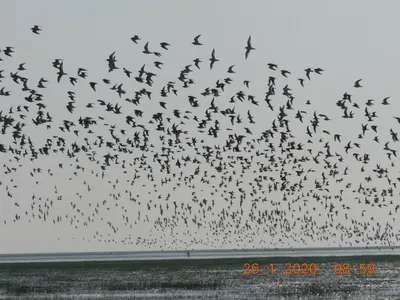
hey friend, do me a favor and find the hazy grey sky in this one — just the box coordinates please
[1,1,400,254]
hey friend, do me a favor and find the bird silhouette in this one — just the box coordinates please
[192,35,202,46]
[245,35,255,59]
[354,79,363,88]
[209,49,219,70]
[31,25,42,34]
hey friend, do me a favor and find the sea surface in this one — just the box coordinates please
[0,249,400,299]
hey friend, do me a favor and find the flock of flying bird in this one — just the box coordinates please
[0,25,400,250]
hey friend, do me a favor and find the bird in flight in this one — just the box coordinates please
[354,79,363,88]
[4,47,14,57]
[192,35,202,46]
[382,97,390,105]
[31,25,42,35]
[18,63,26,71]
[143,42,152,54]
[281,70,290,77]
[160,42,170,50]
[227,65,235,73]
[267,63,278,70]
[305,68,313,80]
[314,68,324,75]
[209,49,218,69]
[193,58,201,69]
[245,36,255,59]
[131,35,140,44]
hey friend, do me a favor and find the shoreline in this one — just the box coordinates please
[0,246,400,264]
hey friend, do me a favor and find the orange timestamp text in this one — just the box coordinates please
[243,262,375,275]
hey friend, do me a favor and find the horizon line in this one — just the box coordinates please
[1,245,400,263]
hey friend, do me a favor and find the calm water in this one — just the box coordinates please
[0,255,400,299]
